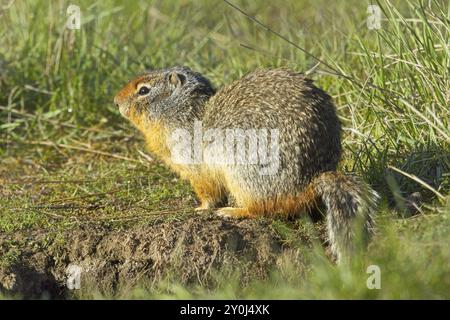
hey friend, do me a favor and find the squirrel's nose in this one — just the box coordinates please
[113,95,120,107]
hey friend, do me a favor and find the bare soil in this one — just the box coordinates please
[0,213,311,299]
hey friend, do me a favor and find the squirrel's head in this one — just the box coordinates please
[114,66,215,129]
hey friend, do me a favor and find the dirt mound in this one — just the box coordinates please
[0,213,308,299]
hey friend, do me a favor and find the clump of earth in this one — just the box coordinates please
[0,213,317,299]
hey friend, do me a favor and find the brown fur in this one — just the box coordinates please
[114,66,379,262]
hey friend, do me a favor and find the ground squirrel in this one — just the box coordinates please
[114,66,379,262]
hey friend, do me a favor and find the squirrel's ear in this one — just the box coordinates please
[168,71,186,87]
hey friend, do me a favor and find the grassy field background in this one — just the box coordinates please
[0,0,449,299]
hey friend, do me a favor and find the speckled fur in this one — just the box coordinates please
[114,66,379,262]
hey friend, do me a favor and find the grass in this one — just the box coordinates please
[0,0,449,299]
[139,211,450,299]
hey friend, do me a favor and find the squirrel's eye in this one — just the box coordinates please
[138,86,150,95]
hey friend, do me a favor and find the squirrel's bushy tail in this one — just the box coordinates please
[312,172,379,263]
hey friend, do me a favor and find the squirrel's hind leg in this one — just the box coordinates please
[215,198,267,218]
[216,207,255,218]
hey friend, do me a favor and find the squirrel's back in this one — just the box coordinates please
[203,68,341,191]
